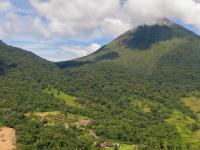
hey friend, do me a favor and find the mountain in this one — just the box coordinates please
[1,19,200,150]
[57,20,200,101]
[0,40,6,46]
[57,20,200,149]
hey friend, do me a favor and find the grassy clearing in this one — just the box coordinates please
[66,113,89,123]
[26,111,89,126]
[196,130,200,138]
[183,96,200,122]
[26,111,66,125]
[119,144,138,150]
[183,96,200,113]
[132,100,151,113]
[131,98,158,113]
[166,110,200,147]
[182,95,200,141]
[104,144,138,150]
[44,88,83,108]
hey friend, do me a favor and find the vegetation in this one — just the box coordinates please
[1,20,200,149]
[44,88,84,109]
[166,111,200,149]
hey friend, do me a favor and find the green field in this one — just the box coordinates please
[26,111,89,126]
[182,95,200,139]
[66,113,89,123]
[166,110,200,148]
[131,98,157,113]
[104,144,138,150]
[44,88,83,108]
[183,96,200,113]
[26,111,67,125]
[183,96,200,122]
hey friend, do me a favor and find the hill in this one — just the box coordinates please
[1,19,200,149]
[0,44,96,149]
[57,20,200,149]
[57,19,200,103]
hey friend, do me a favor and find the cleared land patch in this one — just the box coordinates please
[0,127,16,150]
[104,144,138,150]
[166,110,200,148]
[131,98,156,113]
[182,96,200,140]
[44,88,83,108]
[182,96,200,112]
[26,111,90,128]
[26,111,66,125]
[183,96,200,121]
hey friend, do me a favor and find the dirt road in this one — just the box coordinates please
[0,127,16,150]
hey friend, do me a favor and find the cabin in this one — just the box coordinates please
[78,120,91,126]
[97,141,120,149]
[71,119,91,127]
[100,142,113,148]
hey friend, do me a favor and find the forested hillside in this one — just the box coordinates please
[57,20,200,149]
[0,20,200,149]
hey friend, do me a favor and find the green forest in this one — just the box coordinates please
[0,22,200,150]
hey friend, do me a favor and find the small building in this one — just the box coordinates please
[78,120,91,126]
[71,119,91,128]
[98,141,114,148]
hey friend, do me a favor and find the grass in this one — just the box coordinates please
[196,130,200,138]
[183,96,200,122]
[104,144,138,150]
[130,97,159,113]
[166,110,200,148]
[182,95,200,141]
[132,100,151,113]
[183,96,200,113]
[44,88,83,108]
[119,144,138,150]
[66,113,89,123]
[26,111,66,125]
[26,111,89,126]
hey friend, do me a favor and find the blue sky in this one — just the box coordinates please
[1,0,200,62]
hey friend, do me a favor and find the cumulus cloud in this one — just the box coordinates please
[33,17,51,39]
[123,0,200,29]
[2,0,200,39]
[0,0,12,11]
[30,0,123,38]
[29,0,200,38]
[62,43,101,58]
[2,0,200,61]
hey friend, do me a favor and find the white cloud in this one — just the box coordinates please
[33,17,51,39]
[123,0,200,30]
[2,0,200,61]
[2,0,200,40]
[30,0,122,38]
[30,0,200,38]
[0,0,12,11]
[101,18,132,37]
[62,43,101,58]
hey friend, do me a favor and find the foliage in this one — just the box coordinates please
[1,21,200,149]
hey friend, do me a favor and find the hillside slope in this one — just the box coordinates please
[57,20,200,149]
[57,20,200,102]
[1,19,200,149]
[0,44,97,149]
